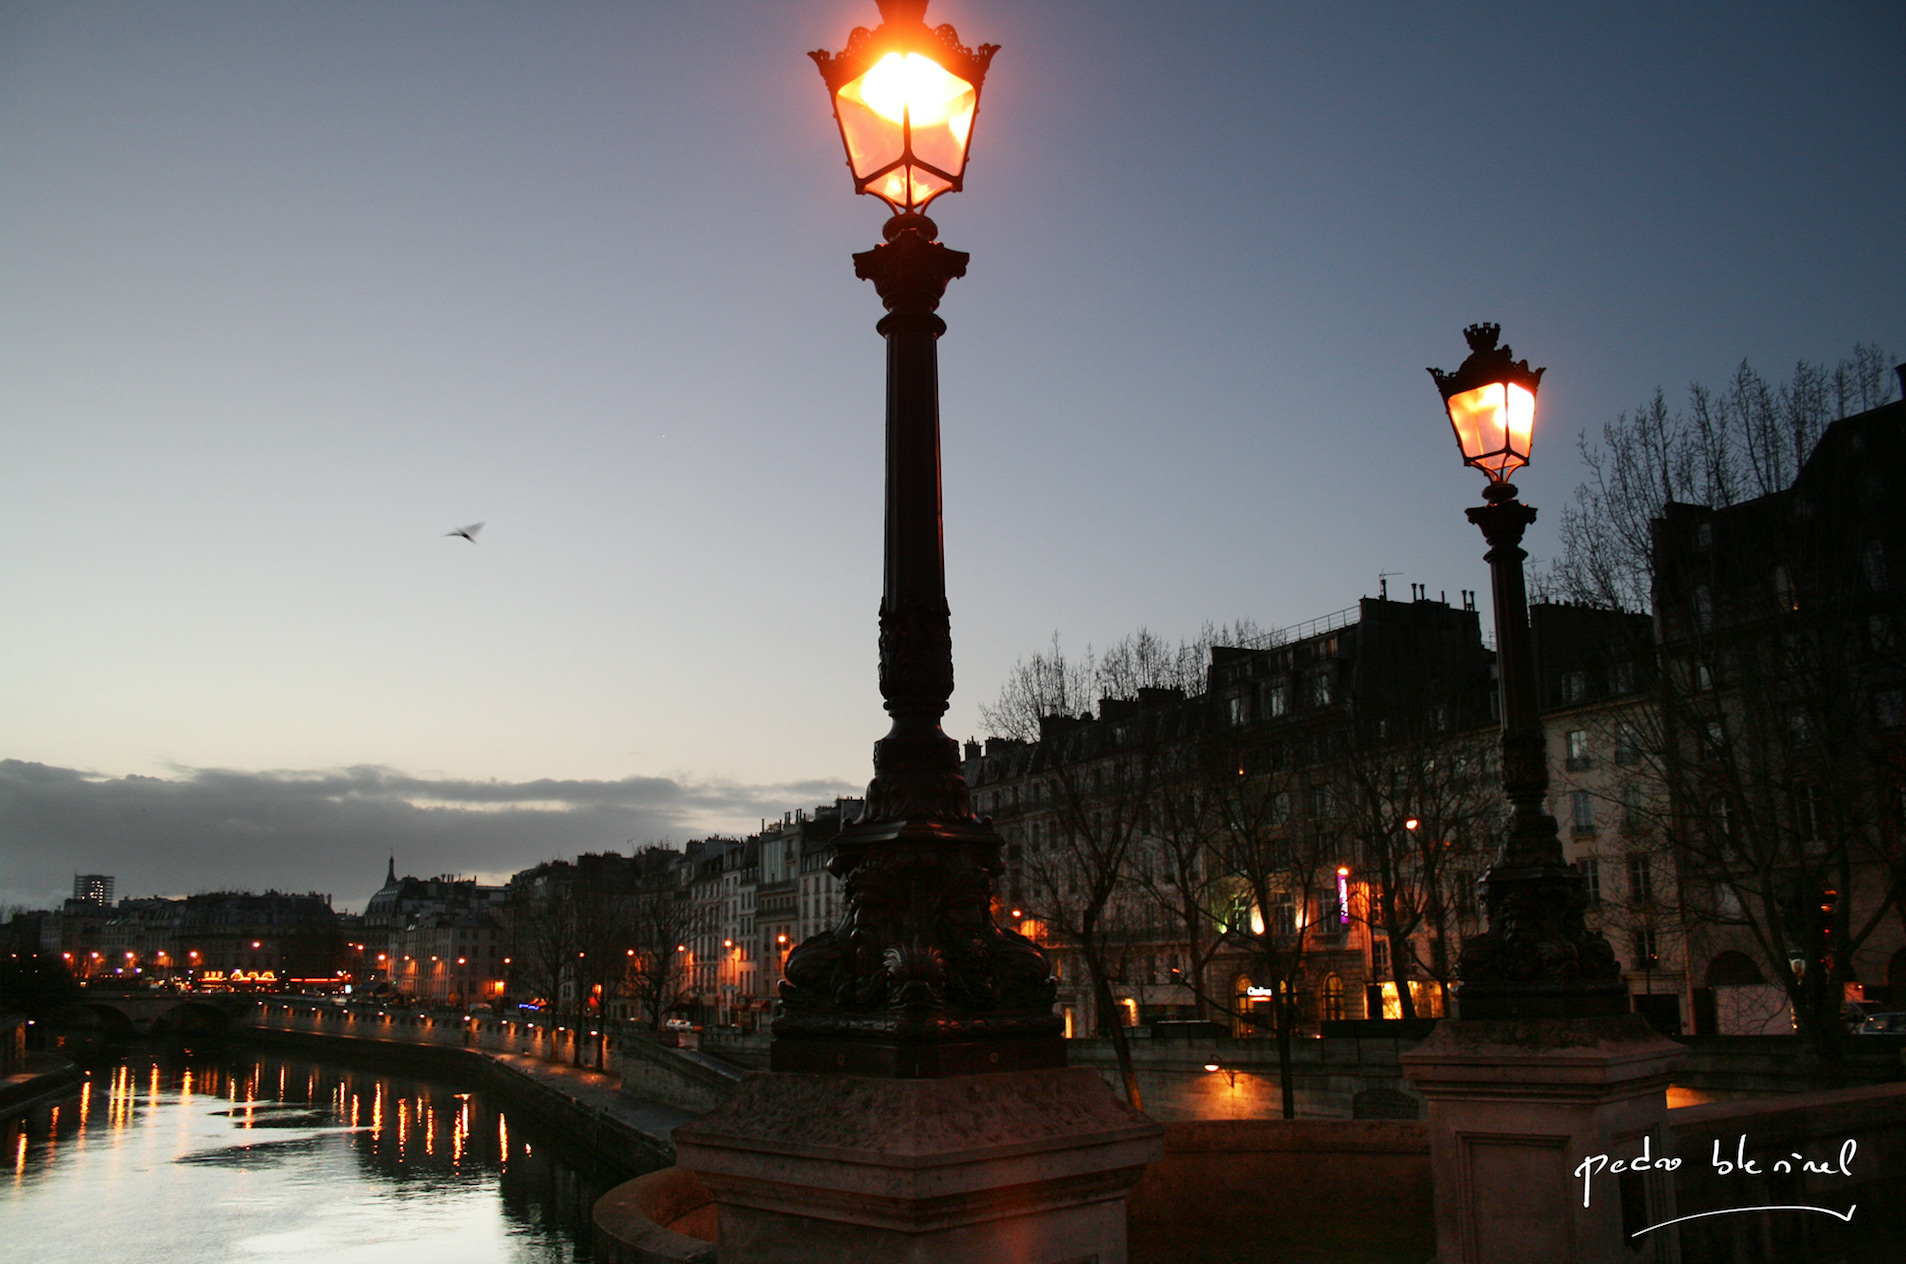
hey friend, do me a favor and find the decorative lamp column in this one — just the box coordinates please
[675,11,1160,1261]
[1429,322,1625,1019]
[773,0,1061,1077]
[1400,328,1681,1264]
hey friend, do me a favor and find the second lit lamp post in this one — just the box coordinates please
[1429,323,1624,1019]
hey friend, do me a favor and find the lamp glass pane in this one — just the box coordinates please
[1446,381,1535,479]
[836,52,975,206]
[870,164,952,210]
[835,67,907,184]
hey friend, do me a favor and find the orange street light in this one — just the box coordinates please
[1429,323,1544,486]
[811,0,996,219]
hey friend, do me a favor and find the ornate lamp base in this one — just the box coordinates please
[772,815,1064,1078]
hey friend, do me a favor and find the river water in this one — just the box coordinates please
[3,1049,623,1264]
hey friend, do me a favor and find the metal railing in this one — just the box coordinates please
[1234,605,1360,651]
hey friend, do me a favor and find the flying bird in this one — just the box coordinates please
[446,522,484,543]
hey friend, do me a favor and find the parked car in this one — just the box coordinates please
[1854,1012,1906,1034]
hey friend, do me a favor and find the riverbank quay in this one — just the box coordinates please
[0,1052,84,1121]
[239,1009,695,1171]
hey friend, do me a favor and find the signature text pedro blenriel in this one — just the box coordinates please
[1576,1133,1860,1239]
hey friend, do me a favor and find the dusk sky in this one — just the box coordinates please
[3,1,1901,912]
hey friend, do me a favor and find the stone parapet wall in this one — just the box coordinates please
[1128,1118,1434,1264]
[1666,1082,1906,1263]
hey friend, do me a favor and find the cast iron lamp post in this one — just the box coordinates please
[1430,323,1625,1019]
[773,0,1061,1076]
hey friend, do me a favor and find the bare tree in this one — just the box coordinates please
[512,873,583,1049]
[982,630,1206,1109]
[1198,738,1338,1119]
[619,865,694,1033]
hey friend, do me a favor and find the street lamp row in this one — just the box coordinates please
[767,1,1625,1069]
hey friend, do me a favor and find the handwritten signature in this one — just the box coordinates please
[1574,1134,1859,1237]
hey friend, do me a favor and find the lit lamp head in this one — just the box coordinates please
[811,0,997,227]
[1428,323,1546,487]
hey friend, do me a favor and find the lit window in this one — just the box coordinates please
[1272,896,1296,939]
[1321,974,1345,1022]
[1308,674,1334,707]
[1632,927,1659,971]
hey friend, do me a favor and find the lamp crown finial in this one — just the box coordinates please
[876,0,930,25]
[1463,322,1502,354]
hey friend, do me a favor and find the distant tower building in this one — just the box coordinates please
[73,874,114,905]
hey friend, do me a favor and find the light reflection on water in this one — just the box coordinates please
[3,1051,615,1264]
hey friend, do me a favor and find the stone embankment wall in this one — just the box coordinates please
[700,1027,1434,1119]
[1065,1032,1432,1120]
[243,1002,685,1171]
[1671,1033,1906,1096]
[0,1052,85,1121]
[257,999,626,1072]
[700,1025,1906,1120]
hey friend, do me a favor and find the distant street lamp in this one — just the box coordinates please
[776,0,1059,1078]
[1429,323,1624,1019]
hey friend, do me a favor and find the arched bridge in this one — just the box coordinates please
[68,992,260,1039]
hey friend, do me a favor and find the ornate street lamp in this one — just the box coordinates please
[811,0,995,218]
[1429,323,1625,1019]
[775,0,1060,1077]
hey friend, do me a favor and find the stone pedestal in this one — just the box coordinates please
[1400,1015,1686,1264]
[674,1068,1163,1264]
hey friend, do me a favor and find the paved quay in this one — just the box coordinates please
[490,1049,698,1147]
